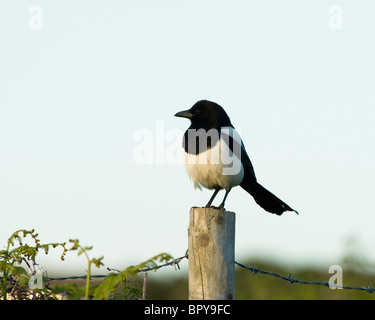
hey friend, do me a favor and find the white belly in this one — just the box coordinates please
[184,139,244,190]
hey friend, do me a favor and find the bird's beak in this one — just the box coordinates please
[174,109,193,119]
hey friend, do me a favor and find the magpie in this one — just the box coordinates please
[175,100,298,215]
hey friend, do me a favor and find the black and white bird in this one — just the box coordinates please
[175,100,298,215]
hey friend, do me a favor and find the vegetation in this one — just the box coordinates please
[1,229,374,300]
[0,229,172,300]
[0,229,68,300]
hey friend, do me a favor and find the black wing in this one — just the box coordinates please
[220,127,257,182]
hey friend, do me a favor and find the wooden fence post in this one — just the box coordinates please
[188,207,235,300]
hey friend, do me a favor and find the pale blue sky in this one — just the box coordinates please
[1,1,375,276]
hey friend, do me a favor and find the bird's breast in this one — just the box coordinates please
[184,138,244,190]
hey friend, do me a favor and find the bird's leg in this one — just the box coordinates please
[219,189,231,210]
[205,189,220,207]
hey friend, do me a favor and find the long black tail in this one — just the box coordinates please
[240,180,298,215]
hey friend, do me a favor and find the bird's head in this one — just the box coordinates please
[174,100,232,130]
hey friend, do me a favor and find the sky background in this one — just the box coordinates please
[1,1,375,277]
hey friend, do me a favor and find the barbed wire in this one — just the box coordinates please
[45,254,188,282]
[138,254,188,273]
[44,253,374,295]
[234,261,375,294]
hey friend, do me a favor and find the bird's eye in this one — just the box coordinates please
[195,109,200,115]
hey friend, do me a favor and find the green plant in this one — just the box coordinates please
[0,229,67,300]
[68,239,104,300]
[93,252,173,300]
[1,229,176,300]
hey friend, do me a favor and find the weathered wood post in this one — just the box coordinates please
[188,207,235,300]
